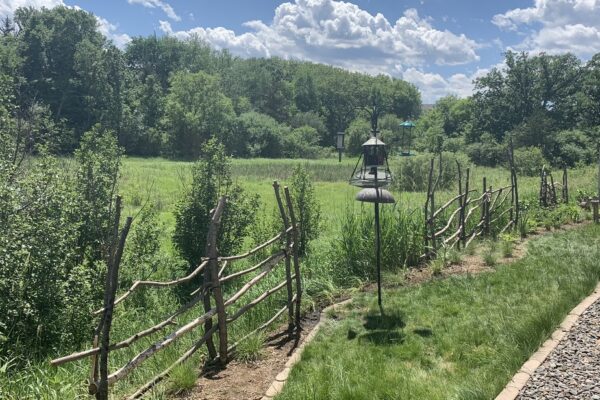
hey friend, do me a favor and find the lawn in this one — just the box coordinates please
[275,223,600,400]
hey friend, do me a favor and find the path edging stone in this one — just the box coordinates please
[495,282,600,400]
[261,298,353,400]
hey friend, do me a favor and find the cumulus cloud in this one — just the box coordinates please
[403,67,490,103]
[492,0,600,56]
[0,0,64,16]
[96,16,131,49]
[160,0,480,71]
[127,0,180,21]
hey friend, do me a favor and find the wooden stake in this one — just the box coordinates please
[273,181,295,330]
[284,186,302,330]
[95,198,132,399]
[206,197,228,364]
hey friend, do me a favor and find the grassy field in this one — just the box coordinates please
[119,156,597,246]
[276,223,600,400]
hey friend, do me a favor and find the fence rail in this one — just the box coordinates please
[423,146,522,258]
[51,182,302,400]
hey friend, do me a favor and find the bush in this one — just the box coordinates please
[173,138,259,270]
[391,151,470,192]
[511,146,548,176]
[290,165,321,255]
[466,133,506,167]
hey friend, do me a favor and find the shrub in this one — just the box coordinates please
[512,146,548,176]
[290,165,321,255]
[466,133,506,167]
[173,138,259,270]
[391,151,470,192]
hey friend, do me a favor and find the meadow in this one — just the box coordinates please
[1,154,597,400]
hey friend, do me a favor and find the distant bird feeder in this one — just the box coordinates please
[350,129,395,313]
[335,131,345,163]
[400,120,415,156]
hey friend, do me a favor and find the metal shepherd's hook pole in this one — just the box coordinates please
[374,135,383,315]
[375,192,382,314]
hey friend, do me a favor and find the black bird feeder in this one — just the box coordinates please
[336,131,345,162]
[350,129,395,313]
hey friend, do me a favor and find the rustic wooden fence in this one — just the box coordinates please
[51,182,302,399]
[423,150,520,257]
[539,165,569,207]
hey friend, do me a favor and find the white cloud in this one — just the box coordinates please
[492,0,600,56]
[403,67,489,103]
[0,0,64,16]
[127,0,180,21]
[96,16,131,49]
[159,0,480,71]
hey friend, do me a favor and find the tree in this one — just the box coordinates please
[233,112,287,157]
[163,71,235,159]
[14,6,109,145]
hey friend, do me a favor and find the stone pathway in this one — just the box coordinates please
[517,296,600,400]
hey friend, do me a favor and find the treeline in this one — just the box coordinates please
[414,51,600,169]
[0,6,421,159]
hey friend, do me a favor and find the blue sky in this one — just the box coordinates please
[2,0,600,102]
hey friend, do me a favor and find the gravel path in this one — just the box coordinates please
[517,298,600,400]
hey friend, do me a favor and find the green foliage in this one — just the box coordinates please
[0,123,122,359]
[173,138,259,268]
[167,362,197,395]
[290,165,321,255]
[282,126,324,159]
[499,233,518,258]
[74,124,123,262]
[345,118,371,156]
[329,204,424,283]
[233,112,287,158]
[466,133,506,167]
[392,152,470,192]
[512,146,548,176]
[163,71,235,159]
[235,332,266,363]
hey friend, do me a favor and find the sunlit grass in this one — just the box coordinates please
[276,224,600,400]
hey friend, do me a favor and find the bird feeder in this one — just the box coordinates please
[349,129,395,314]
[400,120,415,156]
[335,131,345,162]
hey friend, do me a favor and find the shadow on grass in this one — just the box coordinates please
[354,309,407,345]
[363,310,406,331]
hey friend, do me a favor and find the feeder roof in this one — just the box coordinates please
[362,136,386,147]
[355,188,396,204]
[401,121,416,127]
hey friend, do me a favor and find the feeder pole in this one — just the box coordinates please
[374,137,383,315]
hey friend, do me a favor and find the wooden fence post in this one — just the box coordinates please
[202,246,217,360]
[508,138,519,228]
[461,168,470,247]
[592,200,599,223]
[273,181,295,331]
[549,173,557,206]
[94,196,132,399]
[206,197,228,364]
[284,186,302,331]
[562,165,569,203]
[424,158,434,255]
[456,161,463,250]
[485,185,491,237]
